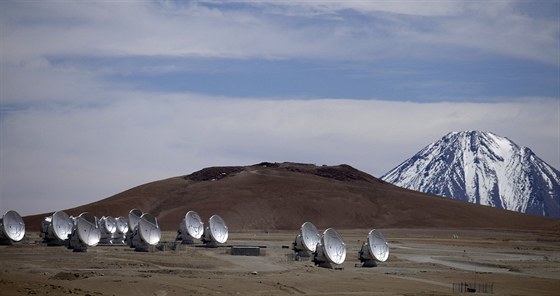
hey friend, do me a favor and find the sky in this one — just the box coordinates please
[1,0,559,216]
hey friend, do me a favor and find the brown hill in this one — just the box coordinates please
[23,162,560,232]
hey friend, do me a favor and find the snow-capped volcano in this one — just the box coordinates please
[381,131,560,217]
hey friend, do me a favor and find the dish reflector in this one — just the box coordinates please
[368,229,389,262]
[321,228,346,265]
[128,209,142,231]
[109,216,128,245]
[202,214,228,247]
[99,216,117,234]
[115,216,128,234]
[300,222,320,252]
[51,211,73,241]
[185,211,204,239]
[208,214,228,244]
[70,216,78,226]
[138,213,161,246]
[75,212,101,247]
[313,228,346,268]
[0,210,25,243]
[359,229,389,266]
[98,216,118,244]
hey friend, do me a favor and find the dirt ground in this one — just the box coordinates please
[1,228,559,295]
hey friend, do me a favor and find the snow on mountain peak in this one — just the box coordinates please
[381,131,560,217]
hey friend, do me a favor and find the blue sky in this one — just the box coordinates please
[106,56,558,100]
[1,0,559,215]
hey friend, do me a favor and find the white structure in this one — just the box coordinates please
[67,212,101,252]
[98,216,117,244]
[201,214,228,248]
[358,229,389,267]
[40,211,73,246]
[177,211,204,244]
[0,210,25,245]
[131,213,161,252]
[125,209,143,248]
[112,216,128,244]
[292,221,321,258]
[313,228,346,269]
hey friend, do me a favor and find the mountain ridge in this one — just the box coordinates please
[23,162,559,232]
[381,131,560,217]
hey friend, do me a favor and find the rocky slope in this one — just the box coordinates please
[382,131,560,217]
[24,162,559,231]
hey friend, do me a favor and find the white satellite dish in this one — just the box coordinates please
[69,215,78,226]
[202,214,228,247]
[128,209,142,231]
[41,210,73,246]
[0,210,25,245]
[100,216,117,233]
[98,216,117,244]
[126,208,143,248]
[111,216,128,244]
[359,229,389,267]
[68,212,101,252]
[115,216,129,234]
[177,211,204,244]
[292,222,321,258]
[313,228,346,269]
[132,213,161,252]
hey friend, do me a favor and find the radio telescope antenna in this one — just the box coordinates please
[177,211,204,244]
[68,212,101,252]
[111,216,128,244]
[202,214,228,248]
[359,229,389,267]
[40,211,73,246]
[115,216,129,234]
[0,210,25,245]
[69,215,78,226]
[131,213,161,252]
[98,216,117,244]
[125,208,143,248]
[313,228,346,269]
[292,222,320,259]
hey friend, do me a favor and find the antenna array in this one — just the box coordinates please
[6,207,389,270]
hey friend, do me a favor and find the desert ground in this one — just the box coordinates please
[1,228,559,296]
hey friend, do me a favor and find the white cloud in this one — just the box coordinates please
[1,0,558,64]
[246,0,464,17]
[207,0,560,64]
[1,57,119,104]
[1,94,558,215]
[419,4,560,65]
[1,1,333,61]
